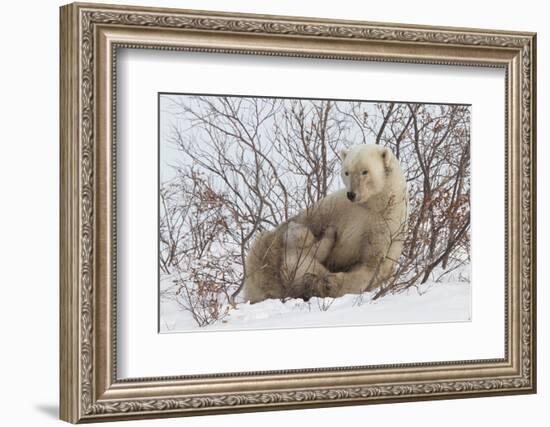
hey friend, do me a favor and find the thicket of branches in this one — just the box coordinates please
[159,95,470,326]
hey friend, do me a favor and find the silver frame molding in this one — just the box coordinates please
[60,2,536,423]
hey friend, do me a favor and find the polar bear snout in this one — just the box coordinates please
[346,191,356,202]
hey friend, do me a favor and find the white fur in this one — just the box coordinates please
[243,144,408,302]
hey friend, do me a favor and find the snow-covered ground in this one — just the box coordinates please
[160,266,471,333]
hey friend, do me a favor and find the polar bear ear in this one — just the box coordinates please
[381,146,393,169]
[339,148,348,161]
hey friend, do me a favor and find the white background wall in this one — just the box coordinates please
[0,0,545,425]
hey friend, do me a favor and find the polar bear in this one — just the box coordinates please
[243,222,337,303]
[243,143,407,302]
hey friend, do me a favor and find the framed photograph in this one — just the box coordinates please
[60,2,537,423]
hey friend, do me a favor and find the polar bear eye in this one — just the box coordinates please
[344,171,349,176]
[362,170,368,176]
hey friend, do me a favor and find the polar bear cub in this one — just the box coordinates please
[243,221,336,303]
[281,221,336,287]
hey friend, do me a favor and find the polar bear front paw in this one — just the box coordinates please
[301,273,330,299]
[306,272,342,299]
[322,272,345,297]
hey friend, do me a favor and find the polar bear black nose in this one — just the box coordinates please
[347,192,356,202]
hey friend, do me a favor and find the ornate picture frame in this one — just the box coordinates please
[60,2,536,423]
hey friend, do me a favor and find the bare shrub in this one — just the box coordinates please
[159,95,470,326]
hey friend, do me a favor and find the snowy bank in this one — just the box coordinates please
[160,269,471,333]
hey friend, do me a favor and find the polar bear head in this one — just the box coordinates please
[339,144,396,204]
